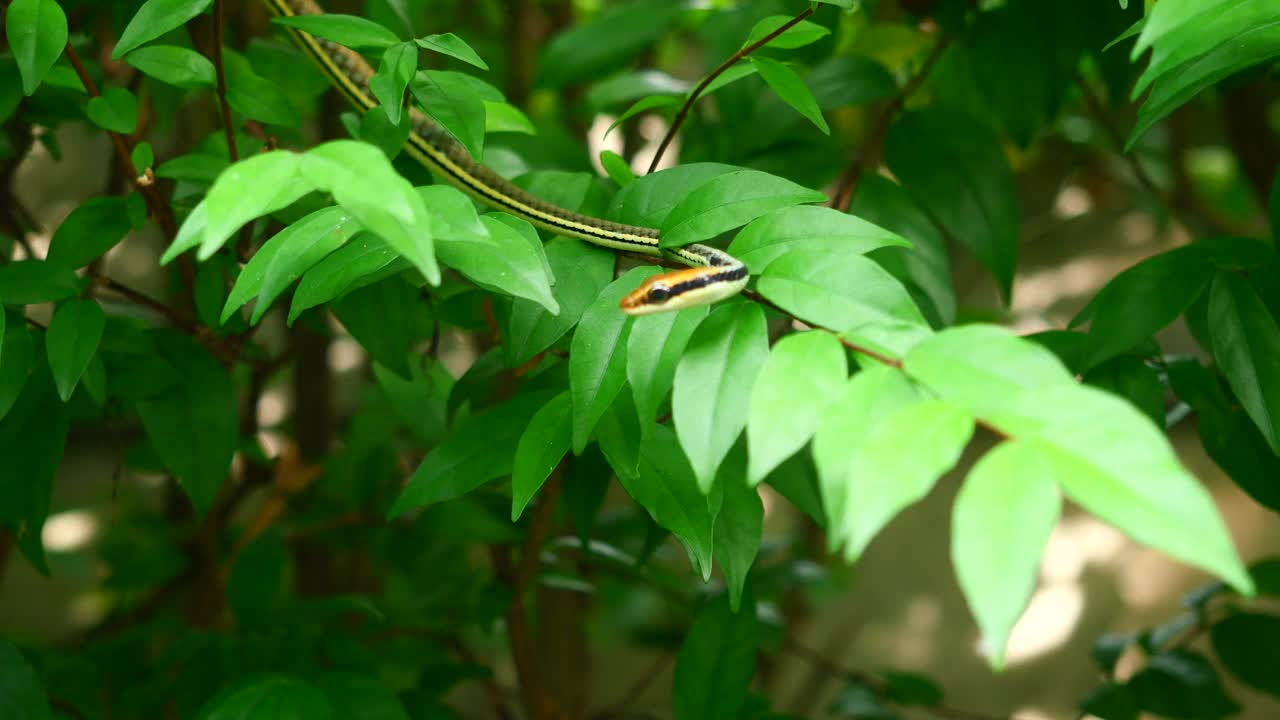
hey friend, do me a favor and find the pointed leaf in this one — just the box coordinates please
[659,169,826,249]
[512,392,572,520]
[627,305,707,434]
[7,0,68,95]
[114,0,212,59]
[46,299,105,402]
[270,13,400,49]
[415,33,488,70]
[749,56,829,134]
[1207,270,1280,454]
[727,204,908,275]
[673,590,758,720]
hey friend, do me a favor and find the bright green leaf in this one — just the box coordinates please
[659,169,826,249]
[114,0,212,59]
[270,13,400,49]
[511,391,572,520]
[411,70,485,161]
[743,15,831,50]
[200,151,308,260]
[504,238,613,367]
[125,45,215,88]
[370,42,416,125]
[86,86,139,134]
[749,56,829,134]
[7,0,68,95]
[953,440,1061,669]
[415,32,489,70]
[627,305,707,435]
[728,204,909,275]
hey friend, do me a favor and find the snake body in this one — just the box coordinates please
[262,0,749,314]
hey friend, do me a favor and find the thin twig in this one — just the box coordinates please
[62,43,178,239]
[740,288,902,367]
[92,275,196,333]
[1074,76,1162,199]
[831,34,952,212]
[646,7,816,173]
[592,650,675,719]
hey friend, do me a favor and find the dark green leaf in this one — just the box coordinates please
[0,639,52,720]
[1126,650,1238,719]
[571,267,659,452]
[746,331,846,484]
[1092,633,1135,676]
[319,671,411,720]
[290,234,408,324]
[0,313,34,421]
[411,70,485,161]
[391,391,552,513]
[750,56,829,134]
[714,447,763,611]
[806,56,897,111]
[270,13,400,49]
[1084,356,1165,430]
[620,424,718,577]
[86,86,139,134]
[884,108,1019,302]
[370,42,416,125]
[6,0,68,95]
[47,196,132,268]
[1207,270,1280,454]
[673,301,769,492]
[46,298,105,402]
[415,33,488,70]
[1079,682,1140,720]
[0,260,81,304]
[882,671,943,707]
[953,440,1060,669]
[331,276,429,378]
[126,45,215,88]
[659,169,826,249]
[535,0,687,88]
[135,332,238,516]
[504,238,613,366]
[1210,612,1280,697]
[0,357,69,573]
[226,531,287,624]
[114,0,212,59]
[512,391,572,520]
[196,675,337,719]
[673,590,757,720]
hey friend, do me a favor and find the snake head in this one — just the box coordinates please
[620,266,749,316]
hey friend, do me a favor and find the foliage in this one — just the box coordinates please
[1,0,1279,717]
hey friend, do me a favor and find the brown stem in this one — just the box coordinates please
[63,43,178,239]
[830,34,951,212]
[646,7,816,174]
[1075,75,1162,200]
[91,275,196,333]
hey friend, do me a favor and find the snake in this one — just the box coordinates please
[262,0,749,315]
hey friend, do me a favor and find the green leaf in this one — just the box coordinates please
[743,15,831,50]
[114,0,211,59]
[988,384,1253,595]
[1210,612,1280,697]
[290,235,408,324]
[0,313,34,422]
[953,440,1061,669]
[196,675,337,720]
[270,13,400,49]
[86,86,139,134]
[659,169,826,249]
[1207,270,1280,455]
[434,207,558,312]
[588,69,687,110]
[1079,682,1140,720]
[484,101,535,135]
[749,56,829,134]
[756,247,931,358]
[6,0,68,95]
[47,196,132,268]
[812,366,923,549]
[318,671,411,720]
[884,108,1019,303]
[608,162,739,228]
[132,142,154,172]
[851,174,955,326]
[0,260,81,304]
[504,238,613,366]
[331,277,428,377]
[370,42,416,125]
[599,149,637,187]
[535,0,687,88]
[902,324,1075,420]
[156,152,228,184]
[1073,244,1214,371]
[1085,355,1166,430]
[673,590,758,720]
[627,305,707,435]
[198,151,309,260]
[415,33,488,70]
[135,332,238,516]
[746,331,846,485]
[226,531,287,624]
[223,207,359,325]
[46,299,105,402]
[838,400,973,560]
[673,302,769,493]
[714,449,763,612]
[620,425,719,577]
[411,70,485,161]
[391,391,552,514]
[125,45,215,88]
[511,391,572,521]
[0,357,69,573]
[301,140,439,285]
[604,94,682,139]
[0,639,52,720]
[597,387,644,483]
[222,49,300,126]
[806,56,897,111]
[727,204,909,275]
[570,268,659,452]
[1126,650,1239,719]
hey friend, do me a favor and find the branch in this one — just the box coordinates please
[91,275,197,333]
[830,34,951,212]
[1074,76,1162,201]
[646,6,816,174]
[62,43,178,239]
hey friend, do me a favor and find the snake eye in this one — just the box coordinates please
[647,284,672,302]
